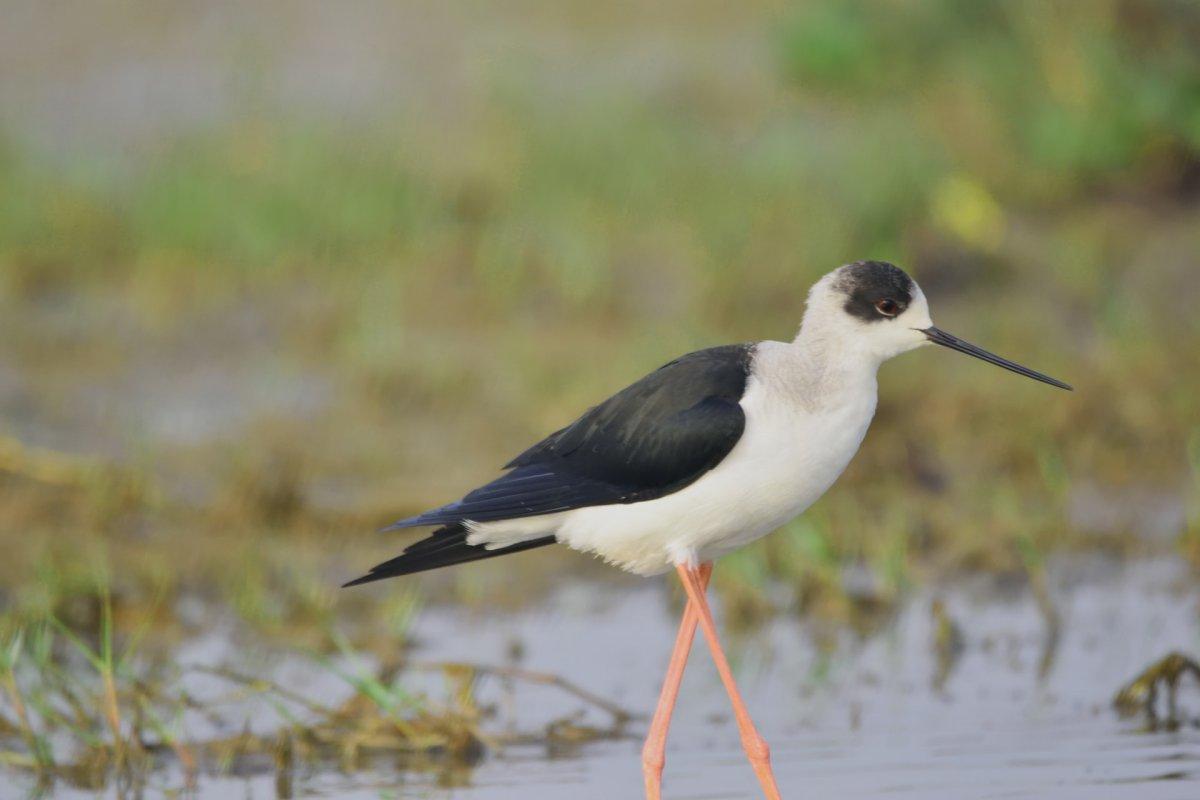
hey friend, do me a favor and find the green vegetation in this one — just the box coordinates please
[0,0,1198,790]
[779,0,1200,196]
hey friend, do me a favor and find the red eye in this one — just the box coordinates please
[875,299,899,316]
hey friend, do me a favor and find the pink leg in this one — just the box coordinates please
[677,564,781,800]
[642,562,713,800]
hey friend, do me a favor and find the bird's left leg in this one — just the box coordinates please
[677,564,781,800]
[642,562,713,800]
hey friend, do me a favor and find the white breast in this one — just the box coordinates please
[469,341,880,575]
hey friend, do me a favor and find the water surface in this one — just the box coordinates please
[38,557,1200,799]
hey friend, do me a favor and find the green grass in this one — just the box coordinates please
[778,0,1200,198]
[0,0,1195,617]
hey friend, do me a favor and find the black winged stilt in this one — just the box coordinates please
[345,260,1071,799]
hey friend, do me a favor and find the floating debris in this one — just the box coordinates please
[930,597,965,692]
[1113,651,1200,730]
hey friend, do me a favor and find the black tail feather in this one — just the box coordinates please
[342,524,555,587]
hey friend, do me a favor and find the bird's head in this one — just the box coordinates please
[801,260,1071,390]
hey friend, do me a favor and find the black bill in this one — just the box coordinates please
[922,326,1072,391]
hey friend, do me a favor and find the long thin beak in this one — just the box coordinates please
[922,326,1072,391]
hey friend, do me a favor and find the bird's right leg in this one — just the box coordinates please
[642,561,713,800]
[677,564,781,800]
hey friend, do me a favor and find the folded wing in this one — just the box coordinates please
[344,343,754,584]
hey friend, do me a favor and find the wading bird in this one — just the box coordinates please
[345,261,1070,799]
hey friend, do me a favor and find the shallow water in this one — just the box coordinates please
[31,556,1200,799]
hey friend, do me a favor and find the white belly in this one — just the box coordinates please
[466,361,879,576]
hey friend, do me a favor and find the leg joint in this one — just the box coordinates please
[743,734,770,763]
[641,738,666,770]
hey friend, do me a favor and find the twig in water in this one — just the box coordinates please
[403,661,638,724]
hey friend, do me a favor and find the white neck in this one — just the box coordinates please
[793,311,886,363]
[752,325,880,413]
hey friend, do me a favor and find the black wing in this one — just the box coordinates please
[342,523,555,586]
[396,343,753,525]
[343,343,753,585]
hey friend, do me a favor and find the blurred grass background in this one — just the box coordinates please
[0,0,1198,641]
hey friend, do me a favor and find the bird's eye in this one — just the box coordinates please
[875,299,899,317]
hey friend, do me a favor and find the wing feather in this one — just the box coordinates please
[349,344,755,584]
[385,344,753,530]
